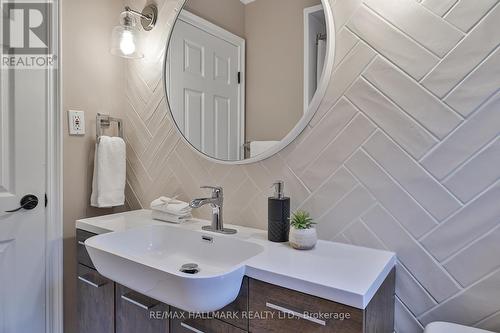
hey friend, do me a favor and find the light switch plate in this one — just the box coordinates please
[68,110,85,135]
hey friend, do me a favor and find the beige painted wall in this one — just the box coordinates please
[62,0,128,331]
[184,0,246,37]
[245,0,321,141]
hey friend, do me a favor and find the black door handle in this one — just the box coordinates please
[5,195,39,213]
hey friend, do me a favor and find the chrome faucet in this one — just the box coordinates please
[189,186,237,235]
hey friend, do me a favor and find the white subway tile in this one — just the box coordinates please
[331,0,363,31]
[445,226,500,287]
[444,138,500,202]
[302,113,375,191]
[420,270,500,326]
[346,151,437,237]
[311,42,376,126]
[343,220,386,250]
[289,98,357,176]
[300,167,358,220]
[477,311,500,331]
[422,182,500,261]
[346,78,437,159]
[422,93,500,179]
[347,5,439,80]
[445,48,500,116]
[422,4,500,97]
[422,0,459,16]
[445,0,498,32]
[364,0,463,57]
[396,263,437,316]
[335,28,359,67]
[317,185,376,240]
[363,58,462,139]
[362,205,459,301]
[395,298,425,333]
[364,132,461,221]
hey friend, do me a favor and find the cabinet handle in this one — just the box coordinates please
[180,322,205,333]
[121,292,159,310]
[266,302,326,326]
[78,273,108,288]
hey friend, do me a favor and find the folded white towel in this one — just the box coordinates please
[90,136,126,208]
[151,210,191,224]
[150,196,192,216]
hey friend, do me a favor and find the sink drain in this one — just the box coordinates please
[180,263,199,274]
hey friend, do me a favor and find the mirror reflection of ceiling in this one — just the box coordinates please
[166,0,327,161]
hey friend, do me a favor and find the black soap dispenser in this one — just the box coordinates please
[268,181,290,242]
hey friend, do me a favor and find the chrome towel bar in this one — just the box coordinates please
[96,113,124,143]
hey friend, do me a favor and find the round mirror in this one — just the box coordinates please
[164,0,334,164]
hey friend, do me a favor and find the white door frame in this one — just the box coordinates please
[303,4,325,114]
[46,0,63,332]
[176,10,246,159]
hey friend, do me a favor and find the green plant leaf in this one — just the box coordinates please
[290,210,316,229]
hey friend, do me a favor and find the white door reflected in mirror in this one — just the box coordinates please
[164,0,335,163]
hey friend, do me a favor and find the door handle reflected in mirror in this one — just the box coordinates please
[5,194,39,213]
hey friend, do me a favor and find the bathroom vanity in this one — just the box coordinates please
[76,210,396,333]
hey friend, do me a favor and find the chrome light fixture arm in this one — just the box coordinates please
[123,4,158,31]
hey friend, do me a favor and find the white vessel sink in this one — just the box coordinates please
[85,224,264,313]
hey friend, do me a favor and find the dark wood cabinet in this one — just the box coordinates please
[249,278,363,333]
[77,264,115,333]
[249,270,395,333]
[116,284,170,333]
[76,228,395,333]
[77,229,96,269]
[170,308,246,333]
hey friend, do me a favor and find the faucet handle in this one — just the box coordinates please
[201,186,223,198]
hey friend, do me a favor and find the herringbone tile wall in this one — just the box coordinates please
[123,0,500,331]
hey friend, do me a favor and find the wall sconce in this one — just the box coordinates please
[110,4,158,59]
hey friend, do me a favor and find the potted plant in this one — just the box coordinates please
[289,210,317,250]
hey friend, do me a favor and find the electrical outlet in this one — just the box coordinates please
[68,110,85,135]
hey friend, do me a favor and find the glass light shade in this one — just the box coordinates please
[110,15,143,59]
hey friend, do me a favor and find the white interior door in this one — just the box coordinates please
[0,67,47,332]
[169,16,242,160]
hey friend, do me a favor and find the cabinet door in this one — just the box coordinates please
[116,284,170,333]
[77,264,114,333]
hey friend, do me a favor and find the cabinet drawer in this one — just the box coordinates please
[77,264,114,333]
[77,229,96,269]
[116,284,169,333]
[170,308,246,333]
[249,279,363,333]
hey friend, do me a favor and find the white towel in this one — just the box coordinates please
[90,136,126,208]
[250,141,279,157]
[150,196,192,216]
[151,210,192,224]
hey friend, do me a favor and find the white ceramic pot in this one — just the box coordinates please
[289,227,317,250]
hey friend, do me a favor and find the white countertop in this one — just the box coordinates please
[76,209,396,309]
